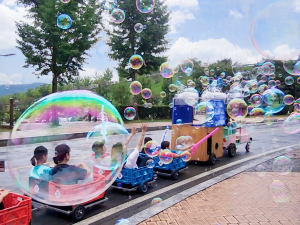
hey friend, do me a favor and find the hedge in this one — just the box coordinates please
[116,106,172,120]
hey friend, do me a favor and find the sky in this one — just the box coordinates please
[0,0,299,85]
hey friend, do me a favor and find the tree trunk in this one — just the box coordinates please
[51,74,59,126]
[52,73,58,93]
[132,72,140,120]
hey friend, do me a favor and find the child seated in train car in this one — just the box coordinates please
[51,144,92,185]
[91,141,111,167]
[0,189,10,210]
[161,141,182,158]
[137,136,153,167]
[29,146,52,181]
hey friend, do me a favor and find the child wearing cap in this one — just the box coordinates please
[51,144,92,185]
[29,146,52,181]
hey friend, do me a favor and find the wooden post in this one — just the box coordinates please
[9,98,14,129]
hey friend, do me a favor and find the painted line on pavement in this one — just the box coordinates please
[74,144,298,225]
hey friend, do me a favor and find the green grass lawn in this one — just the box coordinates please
[0,127,11,133]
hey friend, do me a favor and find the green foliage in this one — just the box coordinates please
[110,78,132,105]
[105,0,170,80]
[116,105,171,120]
[16,0,103,92]
[94,68,113,99]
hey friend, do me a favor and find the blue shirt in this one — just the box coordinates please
[51,164,87,185]
[29,165,52,181]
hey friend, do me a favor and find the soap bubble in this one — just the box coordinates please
[204,68,209,75]
[227,99,248,120]
[298,77,300,84]
[264,113,275,125]
[151,197,162,205]
[272,156,293,175]
[248,80,258,93]
[181,59,194,74]
[283,60,300,76]
[251,0,300,60]
[160,91,166,98]
[269,180,290,203]
[181,151,191,162]
[8,90,125,206]
[136,0,155,13]
[235,115,246,127]
[169,102,174,108]
[258,84,268,94]
[181,88,199,106]
[111,8,125,24]
[210,69,215,76]
[275,80,281,86]
[129,54,143,70]
[129,81,142,95]
[176,119,182,124]
[143,103,148,108]
[102,0,117,10]
[147,103,152,108]
[144,141,161,157]
[141,88,152,99]
[57,14,72,29]
[175,136,193,150]
[200,76,209,85]
[250,108,265,117]
[61,0,70,3]
[261,88,285,114]
[250,94,263,107]
[146,159,155,168]
[269,73,276,79]
[220,72,226,78]
[160,62,174,78]
[285,76,294,85]
[268,80,276,87]
[159,150,173,164]
[261,75,268,82]
[283,95,294,105]
[134,23,144,33]
[115,218,130,225]
[260,62,275,76]
[247,105,254,115]
[282,113,300,134]
[194,102,215,124]
[168,84,176,92]
[124,107,136,120]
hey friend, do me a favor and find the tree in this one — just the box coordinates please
[94,68,113,99]
[105,0,170,117]
[111,78,132,106]
[16,0,103,93]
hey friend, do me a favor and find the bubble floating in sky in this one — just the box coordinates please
[102,0,117,10]
[285,76,294,85]
[261,88,285,114]
[181,59,194,74]
[136,0,155,13]
[129,54,143,70]
[251,0,300,60]
[227,99,248,120]
[141,88,152,99]
[160,62,174,78]
[160,91,166,98]
[144,141,160,157]
[57,14,72,29]
[258,84,268,94]
[111,8,125,24]
[129,81,142,95]
[124,107,136,120]
[134,23,144,33]
[168,84,176,92]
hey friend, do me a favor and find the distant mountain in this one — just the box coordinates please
[0,83,47,97]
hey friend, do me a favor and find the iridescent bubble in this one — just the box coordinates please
[160,91,166,98]
[268,80,276,87]
[250,94,263,107]
[143,25,147,29]
[61,0,70,3]
[169,102,174,108]
[159,149,173,164]
[220,72,226,78]
[181,88,199,106]
[134,23,144,33]
[264,113,274,125]
[102,0,117,10]
[143,103,148,108]
[144,141,160,157]
[57,14,72,29]
[262,88,285,114]
[283,95,294,105]
[176,119,182,124]
[194,102,215,124]
[136,0,155,13]
[278,74,283,78]
[258,84,268,94]
[181,59,194,74]
[227,99,248,120]
[275,80,281,86]
[141,88,152,99]
[247,105,254,115]
[232,64,243,75]
[261,75,268,82]
[260,62,275,76]
[169,84,176,92]
[181,151,191,162]
[252,67,261,78]
[115,218,130,225]
[188,81,195,88]
[200,76,209,85]
[251,0,300,60]
[234,115,246,127]
[282,113,300,134]
[146,159,155,168]
[151,197,162,206]
[175,136,193,150]
[272,156,293,175]
[111,8,125,24]
[210,69,215,76]
[248,80,258,93]
[269,180,291,203]
[204,68,209,76]
[124,107,136,120]
[160,62,174,78]
[297,77,300,84]
[250,108,265,117]
[147,103,153,108]
[129,81,142,95]
[129,54,143,70]
[283,60,300,76]
[285,76,294,85]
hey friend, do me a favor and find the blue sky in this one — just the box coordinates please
[0,0,299,85]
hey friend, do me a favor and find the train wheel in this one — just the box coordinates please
[209,153,217,165]
[171,170,179,180]
[228,143,237,158]
[71,204,85,221]
[139,182,149,193]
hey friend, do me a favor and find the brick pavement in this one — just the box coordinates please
[139,172,300,225]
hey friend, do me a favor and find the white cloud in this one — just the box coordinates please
[260,44,299,61]
[229,10,244,19]
[165,0,198,8]
[0,73,23,84]
[167,37,261,68]
[0,4,29,49]
[294,0,300,13]
[169,10,195,34]
[2,0,16,6]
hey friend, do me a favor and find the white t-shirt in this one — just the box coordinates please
[124,147,139,169]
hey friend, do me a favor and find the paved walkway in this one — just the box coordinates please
[139,151,300,225]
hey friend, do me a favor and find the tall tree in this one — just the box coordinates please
[16,0,103,93]
[94,68,113,99]
[105,0,170,117]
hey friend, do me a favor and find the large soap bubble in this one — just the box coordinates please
[251,0,300,60]
[227,99,248,120]
[175,136,193,150]
[7,90,124,206]
[194,102,215,124]
[129,81,142,95]
[250,94,263,107]
[261,88,285,114]
[111,8,125,24]
[282,113,300,134]
[160,62,174,78]
[180,59,194,74]
[136,0,155,13]
[129,54,144,70]
[283,60,300,76]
